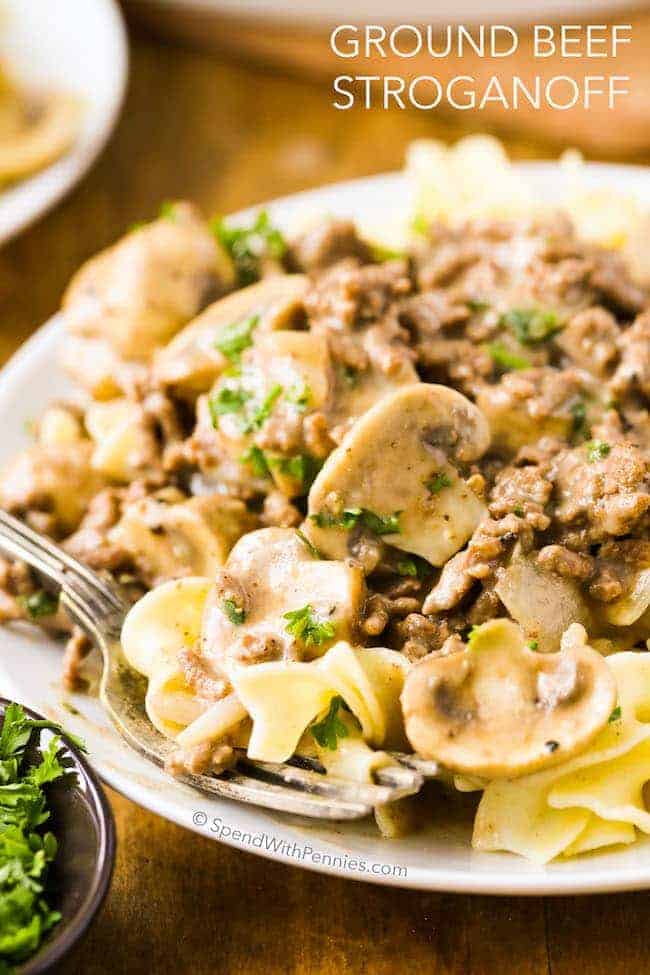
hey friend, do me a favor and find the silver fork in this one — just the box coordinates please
[0,509,440,820]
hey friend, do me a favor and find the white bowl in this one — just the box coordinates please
[0,0,128,245]
[2,161,650,894]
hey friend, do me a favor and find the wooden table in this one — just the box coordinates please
[2,31,650,975]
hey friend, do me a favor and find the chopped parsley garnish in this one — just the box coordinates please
[587,440,611,463]
[208,386,251,427]
[486,342,531,371]
[396,559,418,577]
[214,315,259,364]
[500,307,561,346]
[0,703,86,971]
[159,200,177,220]
[211,210,286,287]
[609,705,622,723]
[269,454,321,491]
[466,625,483,648]
[310,507,401,536]
[467,298,490,313]
[128,220,147,233]
[310,696,350,751]
[395,556,431,579]
[371,242,406,263]
[286,384,311,412]
[425,472,452,495]
[360,509,401,534]
[244,384,283,433]
[295,530,322,560]
[410,214,429,237]
[222,599,246,625]
[526,639,539,651]
[283,605,336,647]
[514,505,525,517]
[240,445,271,478]
[570,399,589,437]
[17,591,59,620]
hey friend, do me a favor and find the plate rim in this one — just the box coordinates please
[3,159,650,894]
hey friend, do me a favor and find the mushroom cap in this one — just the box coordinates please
[153,274,308,400]
[201,527,366,668]
[64,203,232,360]
[401,619,617,778]
[495,547,593,653]
[306,383,490,566]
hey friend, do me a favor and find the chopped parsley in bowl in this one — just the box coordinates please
[0,700,115,974]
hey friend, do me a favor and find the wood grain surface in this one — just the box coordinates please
[1,30,650,975]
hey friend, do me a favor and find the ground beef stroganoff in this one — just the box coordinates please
[3,137,650,863]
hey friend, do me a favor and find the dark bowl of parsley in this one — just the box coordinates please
[0,699,116,974]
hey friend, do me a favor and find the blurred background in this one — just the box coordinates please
[1,0,650,372]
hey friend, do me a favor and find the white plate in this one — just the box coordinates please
[128,0,645,29]
[2,161,650,895]
[0,0,128,245]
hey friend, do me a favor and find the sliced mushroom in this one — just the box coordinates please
[200,527,366,669]
[110,494,256,587]
[324,353,418,442]
[401,619,616,778]
[85,400,161,483]
[154,275,308,401]
[62,203,234,365]
[59,335,149,402]
[306,383,490,566]
[495,547,593,653]
[0,442,105,534]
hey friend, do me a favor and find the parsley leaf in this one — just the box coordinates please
[396,559,418,577]
[16,591,59,620]
[396,556,430,579]
[208,386,251,427]
[526,639,539,651]
[211,211,286,287]
[466,298,490,313]
[214,315,259,364]
[310,696,350,751]
[283,605,336,647]
[239,445,271,478]
[222,599,246,625]
[0,704,85,970]
[244,384,283,433]
[570,399,589,437]
[371,242,406,263]
[269,454,322,492]
[486,342,531,371]
[425,472,452,495]
[295,530,322,560]
[500,307,560,346]
[158,200,177,220]
[466,625,483,648]
[410,214,429,237]
[310,507,401,536]
[609,705,622,723]
[587,440,611,463]
[286,384,311,412]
